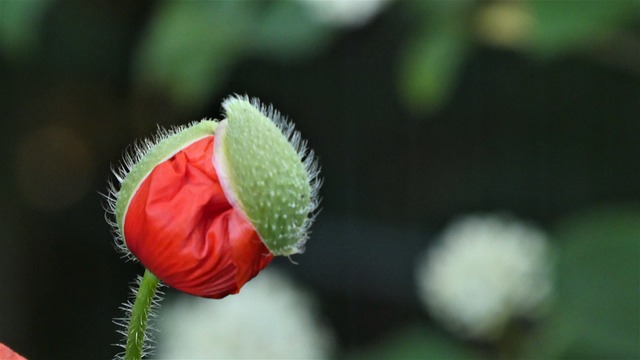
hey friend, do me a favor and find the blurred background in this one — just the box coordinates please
[1,0,639,359]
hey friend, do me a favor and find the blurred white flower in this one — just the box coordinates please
[416,213,553,340]
[156,268,335,359]
[299,0,391,27]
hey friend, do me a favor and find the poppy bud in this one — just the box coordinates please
[106,95,320,299]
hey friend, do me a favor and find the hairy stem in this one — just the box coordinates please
[125,269,160,360]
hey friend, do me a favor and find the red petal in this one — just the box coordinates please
[0,343,26,360]
[124,136,273,298]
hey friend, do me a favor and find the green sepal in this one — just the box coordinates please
[215,97,316,256]
[115,120,218,233]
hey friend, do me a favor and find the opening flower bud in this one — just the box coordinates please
[106,95,320,299]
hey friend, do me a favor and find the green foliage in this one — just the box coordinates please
[134,1,255,109]
[250,1,332,61]
[0,0,52,60]
[397,0,640,114]
[529,0,640,58]
[398,26,469,114]
[2,0,637,114]
[134,1,332,110]
[397,1,474,114]
[524,206,640,359]
[347,325,482,360]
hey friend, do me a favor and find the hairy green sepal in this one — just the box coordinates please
[217,98,311,256]
[115,120,218,232]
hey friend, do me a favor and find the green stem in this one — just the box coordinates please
[125,269,160,360]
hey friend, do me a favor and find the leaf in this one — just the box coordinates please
[527,206,640,359]
[133,1,258,109]
[529,1,639,58]
[398,27,469,114]
[133,1,337,110]
[0,0,52,59]
[250,1,333,61]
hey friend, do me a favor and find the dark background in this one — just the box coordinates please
[1,1,638,359]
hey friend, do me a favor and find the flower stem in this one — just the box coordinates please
[125,269,160,360]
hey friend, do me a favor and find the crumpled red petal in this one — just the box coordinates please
[124,136,273,298]
[0,343,26,360]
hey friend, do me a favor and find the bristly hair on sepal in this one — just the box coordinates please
[244,96,323,228]
[112,275,166,360]
[220,95,323,255]
[102,120,217,262]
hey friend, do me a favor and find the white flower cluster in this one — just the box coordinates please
[416,213,553,340]
[299,0,391,27]
[156,268,335,359]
